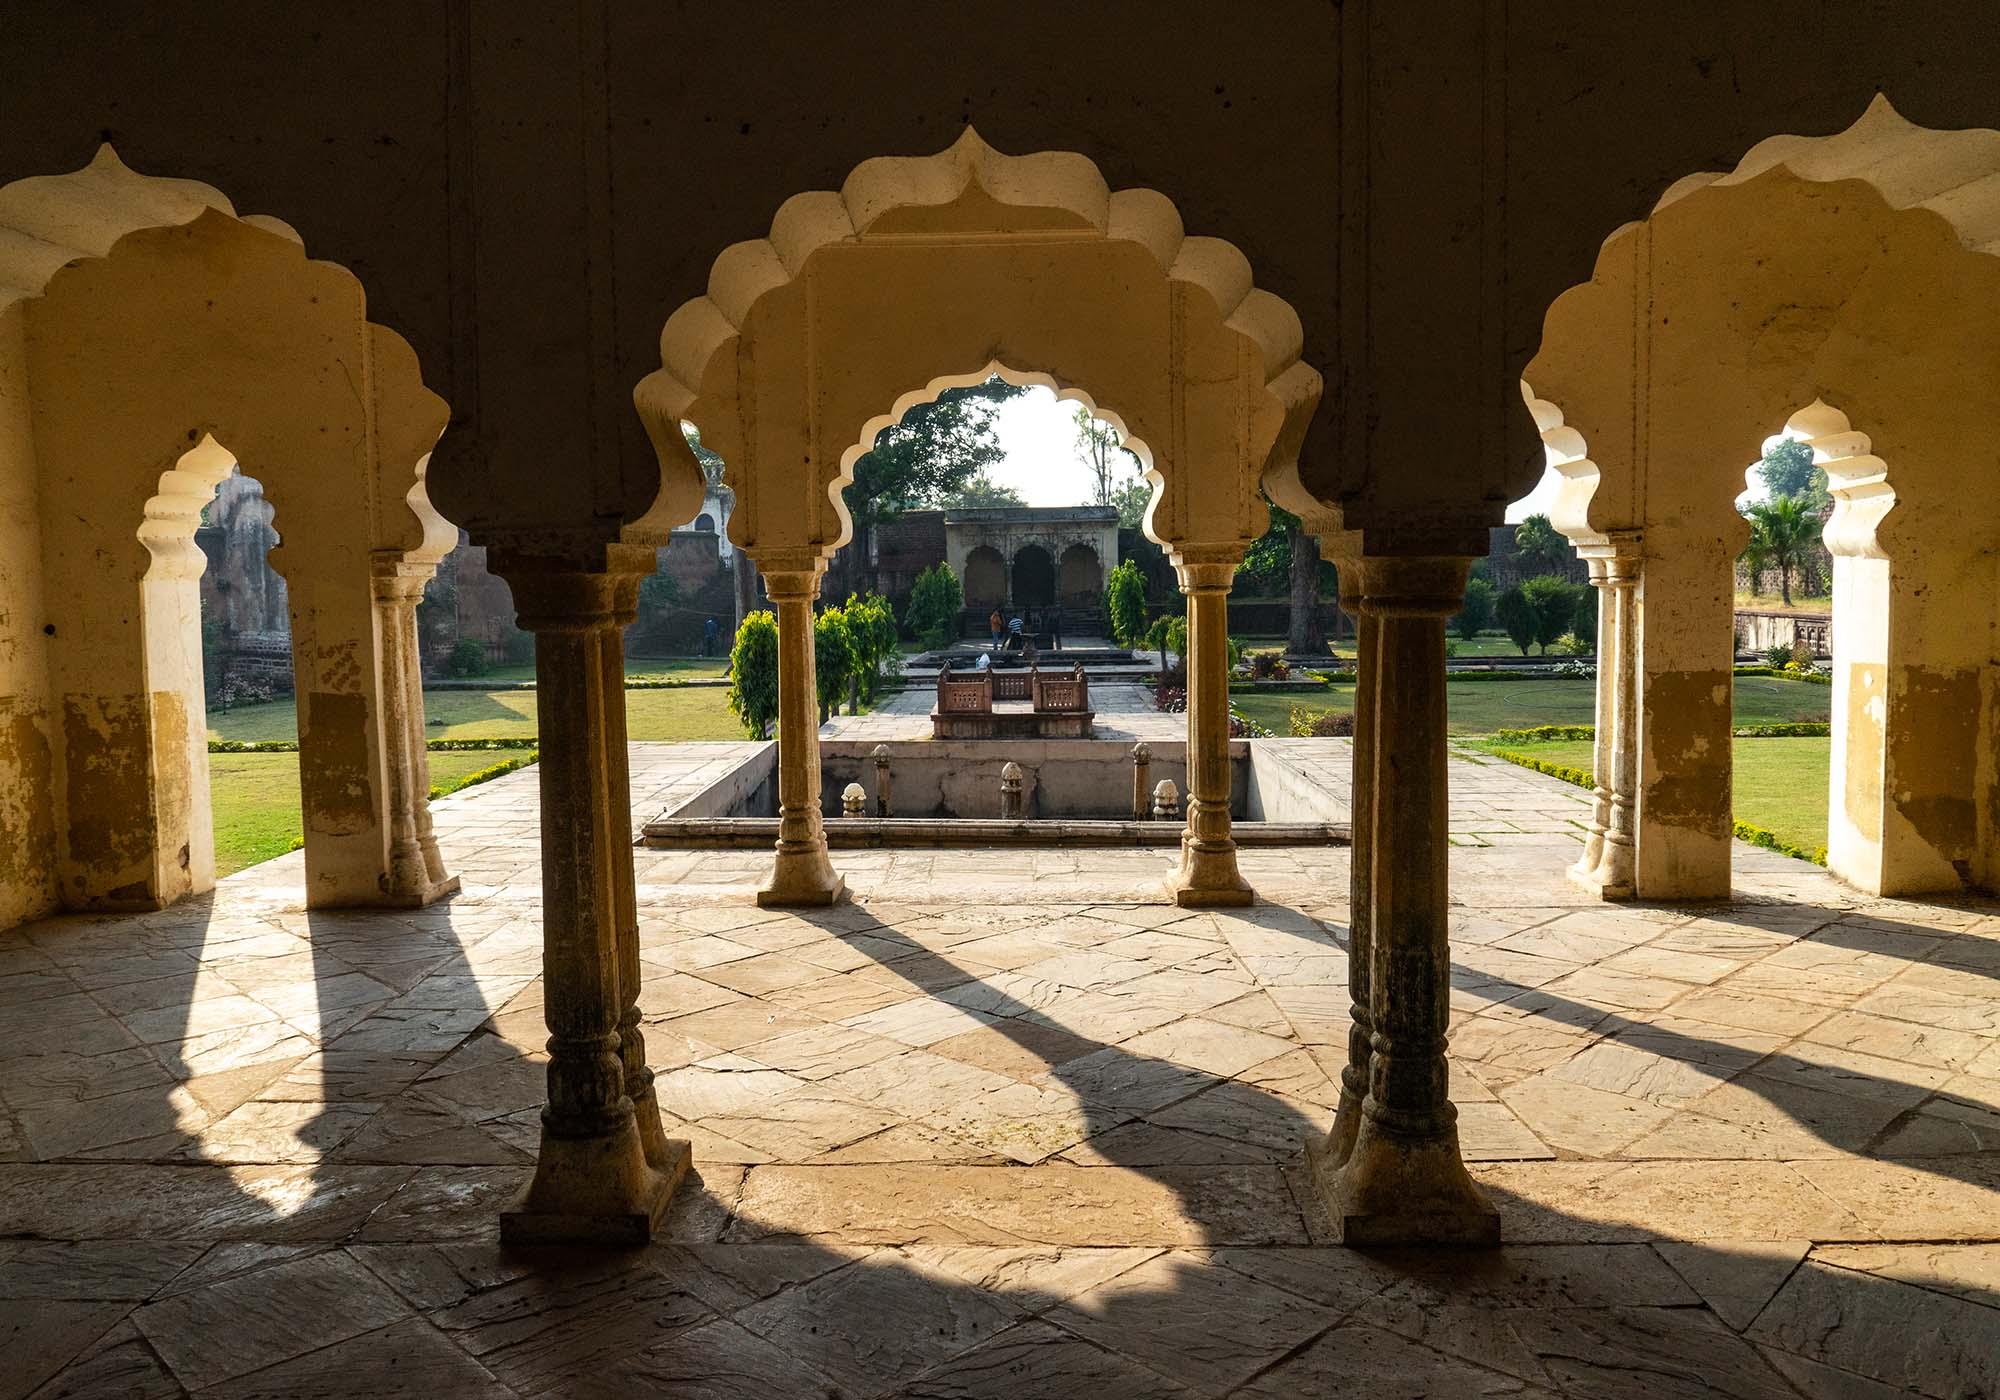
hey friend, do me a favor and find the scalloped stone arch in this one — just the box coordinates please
[634,129,1322,571]
[0,149,460,920]
[1518,98,2000,901]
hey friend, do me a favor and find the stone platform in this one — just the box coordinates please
[930,700,1095,739]
[1,741,1996,1397]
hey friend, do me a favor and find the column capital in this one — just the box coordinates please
[1354,555,1473,618]
[1576,530,1643,585]
[759,565,826,604]
[1172,559,1238,593]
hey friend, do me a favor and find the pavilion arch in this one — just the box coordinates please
[1523,96,2000,900]
[633,128,1322,911]
[0,147,459,919]
[1058,542,1103,605]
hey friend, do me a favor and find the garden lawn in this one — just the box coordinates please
[1231,674,1828,738]
[475,656,729,685]
[1475,736,1831,857]
[210,684,743,744]
[208,749,504,877]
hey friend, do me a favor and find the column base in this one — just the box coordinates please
[1567,841,1635,901]
[1320,1085,1365,1169]
[1309,1120,1499,1247]
[501,1125,690,1247]
[1166,840,1254,907]
[385,872,463,909]
[758,852,847,908]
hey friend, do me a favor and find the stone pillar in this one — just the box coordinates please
[1130,742,1152,821]
[369,563,459,907]
[1311,554,1497,1246]
[1323,566,1376,1167]
[497,560,686,1244]
[1166,555,1251,907]
[1576,542,1641,898]
[599,570,677,1179]
[759,562,845,907]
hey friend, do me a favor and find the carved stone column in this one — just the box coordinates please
[1322,565,1376,1167]
[1575,538,1641,899]
[1166,554,1252,907]
[496,559,686,1244]
[600,569,677,1176]
[1312,554,1498,1246]
[759,561,845,907]
[369,563,459,907]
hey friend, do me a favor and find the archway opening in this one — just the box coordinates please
[1011,544,1055,608]
[964,546,1006,611]
[1058,542,1102,604]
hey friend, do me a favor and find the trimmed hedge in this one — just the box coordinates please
[209,736,541,754]
[1732,665,1832,685]
[1489,724,1596,744]
[430,752,537,800]
[1733,819,1828,867]
[1487,749,1594,790]
[1732,722,1830,738]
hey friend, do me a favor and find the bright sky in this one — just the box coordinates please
[986,386,1140,506]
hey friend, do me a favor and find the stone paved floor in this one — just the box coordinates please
[2,743,1997,1396]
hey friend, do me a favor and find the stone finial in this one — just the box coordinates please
[1151,777,1181,820]
[999,761,1026,819]
[841,782,867,817]
[871,744,892,817]
[1131,743,1153,820]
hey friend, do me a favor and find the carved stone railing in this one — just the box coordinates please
[992,669,1032,702]
[936,666,993,715]
[1032,663,1089,714]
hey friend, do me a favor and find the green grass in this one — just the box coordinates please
[1232,675,1829,738]
[1478,736,1831,857]
[208,750,502,877]
[211,685,745,744]
[472,656,729,685]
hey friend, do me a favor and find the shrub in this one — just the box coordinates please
[813,604,859,723]
[727,610,780,738]
[1105,559,1148,649]
[1495,586,1536,655]
[1487,724,1595,744]
[501,629,536,664]
[1764,642,1794,668]
[1287,706,1355,737]
[1520,575,1580,654]
[1554,631,1592,657]
[1249,650,1291,680]
[844,592,900,702]
[1455,577,1496,641]
[905,562,963,650]
[446,638,491,678]
[1489,749,1594,789]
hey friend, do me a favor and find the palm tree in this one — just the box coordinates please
[1513,513,1571,576]
[1741,496,1820,607]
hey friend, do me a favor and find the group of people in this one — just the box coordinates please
[987,605,1064,654]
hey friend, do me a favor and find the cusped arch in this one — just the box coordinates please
[634,129,1322,570]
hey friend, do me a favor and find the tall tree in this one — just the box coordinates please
[838,378,1027,596]
[1741,495,1820,607]
[1757,436,1832,512]
[1109,477,1152,528]
[1287,524,1330,656]
[1073,405,1141,507]
[1513,513,1571,575]
[938,469,1026,510]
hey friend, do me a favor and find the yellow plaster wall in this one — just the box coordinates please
[0,303,57,925]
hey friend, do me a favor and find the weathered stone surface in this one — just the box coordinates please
[896,1319,1188,1399]
[1652,1240,1811,1332]
[1234,1322,1553,1397]
[1752,1255,2000,1398]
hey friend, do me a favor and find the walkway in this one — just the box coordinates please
[822,682,1186,744]
[2,744,1996,1396]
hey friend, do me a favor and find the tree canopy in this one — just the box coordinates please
[846,379,1028,524]
[1742,495,1820,607]
[1110,477,1152,529]
[1513,514,1571,575]
[938,469,1026,510]
[1073,405,1143,507]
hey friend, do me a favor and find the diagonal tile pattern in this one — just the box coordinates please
[0,741,1995,1396]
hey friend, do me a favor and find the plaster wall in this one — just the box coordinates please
[0,304,57,925]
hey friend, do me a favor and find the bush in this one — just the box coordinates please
[906,562,963,650]
[814,605,859,723]
[446,638,491,678]
[1287,706,1355,737]
[844,592,900,702]
[1249,650,1291,680]
[1105,559,1148,649]
[1554,632,1592,657]
[1495,586,1536,656]
[727,610,780,738]
[1487,724,1596,744]
[501,629,535,664]
[1455,577,1496,641]
[1764,642,1794,668]
[1521,575,1580,654]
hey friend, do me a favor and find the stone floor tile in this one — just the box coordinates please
[657,999,828,1051]
[1752,1253,2000,1398]
[0,1163,412,1242]
[726,1163,1304,1247]
[1457,1100,1559,1161]
[1807,1241,2000,1308]
[0,1241,204,1300]
[1047,1251,1336,1396]
[1055,1046,1213,1115]
[131,1251,410,1390]
[355,1165,530,1243]
[733,1248,1021,1395]
[1058,1120,1291,1166]
[1470,1161,1873,1244]
[0,1300,145,1400]
[1237,1318,1555,1397]
[1116,1019,1297,1079]
[925,1020,1101,1081]
[1650,1240,1811,1331]
[1144,1078,1331,1153]
[19,1315,187,1400]
[582,1317,842,1400]
[1505,1305,1801,1399]
[893,1318,1188,1399]
[1791,1156,2000,1241]
[201,1317,516,1399]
